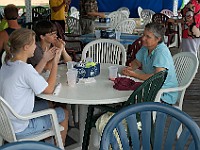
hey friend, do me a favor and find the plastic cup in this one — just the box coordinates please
[115,31,121,41]
[108,66,118,80]
[66,69,78,87]
[67,61,75,70]
[95,30,101,38]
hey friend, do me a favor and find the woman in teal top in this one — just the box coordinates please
[122,22,178,104]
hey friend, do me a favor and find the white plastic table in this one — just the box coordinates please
[37,64,133,149]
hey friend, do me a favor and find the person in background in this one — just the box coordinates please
[122,22,178,105]
[168,0,200,57]
[49,0,71,32]
[0,4,21,64]
[79,0,106,34]
[28,20,72,73]
[0,18,8,31]
[0,28,68,145]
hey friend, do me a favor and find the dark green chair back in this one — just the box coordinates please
[124,70,168,106]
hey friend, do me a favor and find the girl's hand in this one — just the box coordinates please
[53,47,62,64]
[52,38,65,50]
[43,47,55,62]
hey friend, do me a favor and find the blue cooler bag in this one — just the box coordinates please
[74,63,100,78]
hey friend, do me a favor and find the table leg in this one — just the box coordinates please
[79,105,88,145]
[65,104,88,150]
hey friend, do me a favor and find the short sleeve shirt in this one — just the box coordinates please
[181,0,200,38]
[0,61,48,133]
[136,42,178,104]
[27,42,43,67]
[80,0,98,20]
[49,0,65,20]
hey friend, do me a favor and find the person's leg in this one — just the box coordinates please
[35,100,69,144]
[59,108,69,144]
[86,19,95,34]
[181,38,198,56]
[80,18,87,35]
[16,100,68,146]
[80,18,94,34]
[195,38,200,58]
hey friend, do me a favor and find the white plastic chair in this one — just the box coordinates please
[117,7,130,18]
[1,51,6,65]
[70,11,79,20]
[154,52,199,136]
[70,6,78,14]
[160,9,173,17]
[140,9,155,26]
[81,39,126,65]
[0,96,64,150]
[66,16,82,35]
[137,6,143,18]
[107,11,128,28]
[115,18,136,34]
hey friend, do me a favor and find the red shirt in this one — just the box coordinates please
[182,0,200,38]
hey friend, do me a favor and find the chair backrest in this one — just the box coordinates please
[32,6,47,15]
[81,39,126,65]
[115,18,136,34]
[160,9,173,17]
[100,102,200,150]
[1,51,6,65]
[32,11,43,22]
[137,6,143,18]
[173,52,199,107]
[107,11,128,28]
[124,70,167,106]
[117,7,130,18]
[140,9,155,25]
[152,13,169,26]
[69,11,80,20]
[0,96,17,142]
[154,52,199,111]
[126,37,143,66]
[0,141,61,150]
[66,16,82,35]
[70,6,78,14]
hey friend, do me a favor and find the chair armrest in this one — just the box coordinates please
[18,108,64,149]
[154,86,186,102]
[12,108,58,122]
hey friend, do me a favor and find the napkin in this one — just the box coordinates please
[53,83,62,95]
[78,78,96,84]
[113,77,142,91]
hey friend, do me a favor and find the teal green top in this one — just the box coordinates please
[136,42,178,104]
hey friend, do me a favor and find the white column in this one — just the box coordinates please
[173,0,178,17]
[25,0,32,23]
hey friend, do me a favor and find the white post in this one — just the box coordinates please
[173,0,178,17]
[25,0,32,23]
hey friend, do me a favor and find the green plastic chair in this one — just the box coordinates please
[82,70,168,150]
